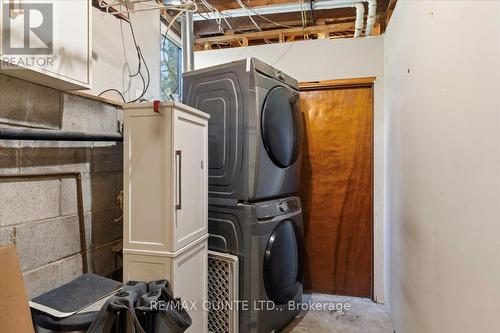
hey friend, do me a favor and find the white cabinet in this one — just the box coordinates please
[123,238,208,333]
[0,0,91,90]
[123,101,209,254]
[123,101,209,333]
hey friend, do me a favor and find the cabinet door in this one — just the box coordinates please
[0,0,90,89]
[171,240,208,333]
[50,0,90,85]
[173,109,208,250]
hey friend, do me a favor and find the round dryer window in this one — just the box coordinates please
[261,86,303,168]
[263,220,304,305]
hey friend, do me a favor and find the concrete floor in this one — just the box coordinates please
[284,293,394,333]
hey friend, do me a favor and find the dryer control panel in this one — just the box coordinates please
[255,197,301,219]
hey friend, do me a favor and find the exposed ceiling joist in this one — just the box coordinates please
[194,0,365,21]
[194,9,358,36]
[193,0,391,49]
[197,22,357,47]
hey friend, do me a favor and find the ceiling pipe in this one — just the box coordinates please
[365,0,377,36]
[181,11,195,72]
[193,0,360,20]
[193,0,377,38]
[353,3,364,38]
[0,127,123,142]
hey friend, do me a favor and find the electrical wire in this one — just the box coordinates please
[309,0,316,26]
[98,0,196,103]
[97,0,196,16]
[160,1,198,100]
[98,88,127,103]
[126,8,150,103]
[235,0,262,31]
[199,0,232,33]
[300,0,306,28]
[99,5,150,102]
[243,0,296,29]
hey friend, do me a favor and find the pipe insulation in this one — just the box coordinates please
[0,127,123,142]
[365,0,377,36]
[353,3,365,38]
[193,0,361,20]
[192,0,377,38]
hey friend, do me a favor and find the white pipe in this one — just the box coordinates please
[192,0,376,38]
[364,0,377,36]
[98,0,197,16]
[193,0,362,21]
[353,3,364,38]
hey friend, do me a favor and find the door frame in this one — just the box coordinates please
[299,77,384,302]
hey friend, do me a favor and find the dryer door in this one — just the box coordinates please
[263,220,304,304]
[261,86,303,168]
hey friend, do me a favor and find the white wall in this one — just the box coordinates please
[196,37,387,302]
[195,37,383,82]
[384,1,500,332]
[84,7,160,102]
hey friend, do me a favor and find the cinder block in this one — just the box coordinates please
[0,179,60,226]
[20,144,91,174]
[91,143,123,173]
[61,94,118,133]
[60,178,77,216]
[84,212,91,250]
[0,139,19,174]
[23,254,82,299]
[91,241,118,277]
[60,175,92,216]
[0,226,15,246]
[90,208,122,247]
[15,216,81,271]
[89,174,116,211]
[0,74,62,129]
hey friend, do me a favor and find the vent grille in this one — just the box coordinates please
[208,251,239,333]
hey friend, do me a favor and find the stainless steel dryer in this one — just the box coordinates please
[208,196,304,333]
[183,58,303,202]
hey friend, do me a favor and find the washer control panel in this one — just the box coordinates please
[255,197,301,219]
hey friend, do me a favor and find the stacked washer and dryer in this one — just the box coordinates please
[183,58,304,333]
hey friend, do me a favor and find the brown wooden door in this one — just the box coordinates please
[299,84,373,298]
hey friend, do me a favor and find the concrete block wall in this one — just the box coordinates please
[0,74,123,299]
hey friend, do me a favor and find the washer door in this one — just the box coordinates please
[261,86,303,168]
[263,220,304,304]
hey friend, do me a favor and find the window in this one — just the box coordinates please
[160,22,182,101]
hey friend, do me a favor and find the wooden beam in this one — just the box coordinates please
[194,8,358,36]
[385,0,398,31]
[196,22,354,45]
[299,77,376,90]
[317,27,330,39]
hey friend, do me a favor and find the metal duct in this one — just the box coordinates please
[181,11,195,72]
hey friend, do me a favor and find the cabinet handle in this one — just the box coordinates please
[175,150,182,210]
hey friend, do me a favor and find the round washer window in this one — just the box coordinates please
[263,220,303,305]
[261,86,302,168]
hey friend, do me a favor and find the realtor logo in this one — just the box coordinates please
[2,3,53,55]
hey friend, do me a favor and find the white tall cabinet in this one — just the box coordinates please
[123,102,209,333]
[0,0,91,90]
